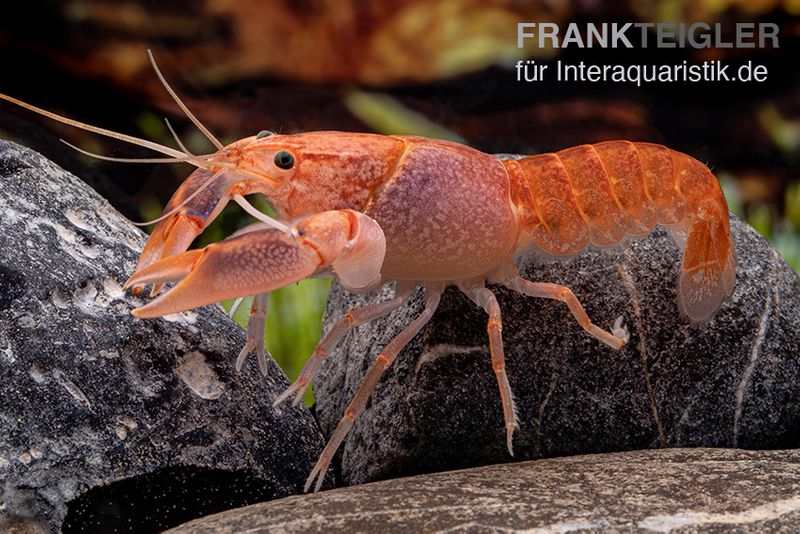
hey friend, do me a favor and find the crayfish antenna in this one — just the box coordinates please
[0,50,231,172]
[164,117,193,156]
[59,139,210,165]
[147,49,224,151]
[0,92,188,160]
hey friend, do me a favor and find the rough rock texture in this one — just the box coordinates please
[168,448,800,532]
[317,210,800,485]
[0,141,325,532]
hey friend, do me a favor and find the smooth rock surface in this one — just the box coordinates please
[168,448,800,533]
[0,141,325,532]
[317,208,800,485]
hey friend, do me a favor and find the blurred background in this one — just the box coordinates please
[1,0,798,402]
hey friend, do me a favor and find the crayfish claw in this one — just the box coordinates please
[130,229,320,318]
[150,283,167,298]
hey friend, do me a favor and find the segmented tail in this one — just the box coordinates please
[504,141,736,324]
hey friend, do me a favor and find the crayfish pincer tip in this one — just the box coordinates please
[129,299,171,319]
[123,271,151,292]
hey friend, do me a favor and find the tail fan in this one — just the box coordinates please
[673,214,736,324]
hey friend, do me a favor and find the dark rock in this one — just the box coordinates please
[168,448,800,532]
[0,110,142,220]
[0,141,325,532]
[317,209,800,485]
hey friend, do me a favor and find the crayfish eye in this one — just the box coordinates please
[274,150,295,170]
[256,130,274,139]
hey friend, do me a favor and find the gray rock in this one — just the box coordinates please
[167,448,800,533]
[0,141,325,532]
[317,210,800,485]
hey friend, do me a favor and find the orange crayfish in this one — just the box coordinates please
[0,53,735,492]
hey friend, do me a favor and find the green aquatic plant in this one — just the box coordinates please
[222,280,330,407]
[722,173,800,271]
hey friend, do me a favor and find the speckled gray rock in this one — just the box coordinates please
[0,141,325,532]
[317,208,800,486]
[168,448,800,533]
